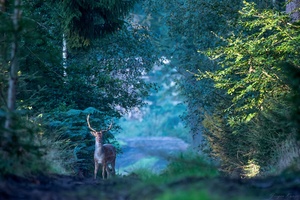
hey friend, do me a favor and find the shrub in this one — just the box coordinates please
[0,114,46,176]
[161,153,219,179]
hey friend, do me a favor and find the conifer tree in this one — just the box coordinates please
[56,0,138,48]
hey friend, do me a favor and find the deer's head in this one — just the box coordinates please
[86,114,113,141]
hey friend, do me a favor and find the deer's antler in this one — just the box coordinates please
[102,121,113,133]
[87,115,113,133]
[87,114,97,132]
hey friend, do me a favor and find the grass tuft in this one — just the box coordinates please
[161,152,219,180]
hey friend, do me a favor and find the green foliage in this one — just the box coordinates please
[129,168,158,181]
[112,2,190,141]
[55,0,138,48]
[144,1,294,174]
[202,91,300,177]
[0,114,46,176]
[0,0,60,176]
[202,113,243,175]
[157,189,220,200]
[125,155,218,200]
[1,0,157,178]
[131,153,218,184]
[39,125,75,175]
[129,154,220,200]
[1,0,154,119]
[143,0,244,144]
[0,111,77,176]
[198,1,300,176]
[161,153,219,179]
[0,0,64,114]
[1,0,152,116]
[118,63,189,141]
[199,1,298,126]
[62,22,157,114]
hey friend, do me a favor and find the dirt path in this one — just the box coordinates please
[0,174,142,200]
[116,136,189,174]
[1,172,300,200]
[1,137,300,199]
[0,136,189,200]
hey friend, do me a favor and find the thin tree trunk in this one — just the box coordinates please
[0,1,7,130]
[5,0,22,129]
[0,0,5,12]
[62,33,67,77]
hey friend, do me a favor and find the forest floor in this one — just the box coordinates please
[1,137,300,199]
[1,172,300,200]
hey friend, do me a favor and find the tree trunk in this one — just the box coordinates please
[286,0,300,21]
[0,0,5,12]
[62,33,67,77]
[5,0,22,129]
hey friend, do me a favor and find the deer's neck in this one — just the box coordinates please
[95,137,104,152]
[94,137,105,163]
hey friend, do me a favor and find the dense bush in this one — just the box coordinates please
[199,1,300,176]
[42,107,120,176]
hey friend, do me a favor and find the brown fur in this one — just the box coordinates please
[87,115,116,179]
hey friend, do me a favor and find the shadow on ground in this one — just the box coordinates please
[1,172,300,200]
[1,136,300,199]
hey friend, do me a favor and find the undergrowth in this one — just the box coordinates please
[161,153,218,179]
[39,128,75,175]
[0,113,75,177]
[136,153,218,180]
[157,189,219,200]
[129,153,220,199]
[0,115,44,176]
[131,153,218,184]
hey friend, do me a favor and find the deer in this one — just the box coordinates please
[87,114,116,180]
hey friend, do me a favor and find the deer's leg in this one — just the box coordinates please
[111,159,116,176]
[102,164,106,179]
[106,164,111,179]
[94,161,99,180]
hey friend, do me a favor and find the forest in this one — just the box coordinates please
[1,0,300,199]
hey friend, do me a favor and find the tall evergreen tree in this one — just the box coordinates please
[0,0,154,176]
[198,1,300,175]
[144,0,299,176]
[55,0,138,48]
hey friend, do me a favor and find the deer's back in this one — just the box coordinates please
[102,144,116,163]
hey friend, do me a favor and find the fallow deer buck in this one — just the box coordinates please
[87,114,116,180]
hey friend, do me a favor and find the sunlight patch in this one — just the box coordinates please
[243,159,260,178]
[117,157,161,175]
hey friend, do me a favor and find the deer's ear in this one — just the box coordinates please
[90,131,97,137]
